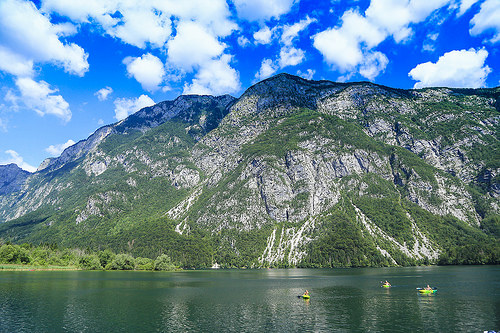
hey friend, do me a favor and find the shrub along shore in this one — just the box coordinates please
[0,242,177,271]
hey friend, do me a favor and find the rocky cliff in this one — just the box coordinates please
[0,74,498,267]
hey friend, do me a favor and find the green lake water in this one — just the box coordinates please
[0,266,498,332]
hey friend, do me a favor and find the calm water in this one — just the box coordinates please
[0,266,498,332]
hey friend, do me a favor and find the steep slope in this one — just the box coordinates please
[0,74,498,268]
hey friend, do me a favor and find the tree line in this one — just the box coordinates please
[0,242,177,271]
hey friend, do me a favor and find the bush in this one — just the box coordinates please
[98,249,116,268]
[154,254,175,271]
[106,253,135,270]
[79,254,102,270]
[0,244,20,264]
[135,257,154,270]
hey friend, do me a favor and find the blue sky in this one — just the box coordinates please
[0,0,499,172]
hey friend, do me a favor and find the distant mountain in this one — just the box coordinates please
[0,164,30,196]
[0,74,498,268]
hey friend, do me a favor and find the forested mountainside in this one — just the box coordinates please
[0,74,498,268]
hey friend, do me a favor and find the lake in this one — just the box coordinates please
[0,266,498,332]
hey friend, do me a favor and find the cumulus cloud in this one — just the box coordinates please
[166,21,240,95]
[95,87,113,101]
[313,1,452,80]
[113,95,155,121]
[0,46,34,77]
[254,26,273,44]
[45,139,76,156]
[470,0,500,43]
[0,0,89,77]
[124,53,165,92]
[41,0,241,96]
[1,150,36,173]
[233,0,296,21]
[255,58,279,81]
[359,51,389,80]
[14,78,71,122]
[42,0,236,47]
[278,47,305,68]
[276,16,315,68]
[167,21,225,72]
[183,55,240,96]
[408,48,491,88]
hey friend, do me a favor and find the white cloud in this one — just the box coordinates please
[237,35,250,47]
[470,0,500,43]
[167,21,225,72]
[365,0,450,43]
[0,46,33,77]
[313,1,451,80]
[313,27,363,71]
[45,139,76,156]
[359,51,389,80]
[15,78,71,122]
[409,48,491,88]
[42,0,237,47]
[457,0,481,16]
[281,16,315,46]
[1,150,36,173]
[423,32,439,52]
[253,26,273,45]
[278,47,305,68]
[233,0,296,21]
[0,0,89,77]
[255,58,279,81]
[95,87,113,101]
[112,8,172,49]
[41,0,241,96]
[124,53,165,92]
[296,69,315,80]
[183,55,240,96]
[113,95,155,121]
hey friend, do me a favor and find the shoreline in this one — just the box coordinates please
[0,264,80,271]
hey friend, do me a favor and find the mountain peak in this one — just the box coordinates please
[0,163,31,195]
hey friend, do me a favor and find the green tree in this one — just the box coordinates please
[135,257,154,270]
[98,249,116,268]
[79,254,102,270]
[154,254,175,271]
[0,244,19,264]
[106,253,135,270]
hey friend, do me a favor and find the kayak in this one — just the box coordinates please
[302,294,310,299]
[418,289,437,294]
[382,285,391,288]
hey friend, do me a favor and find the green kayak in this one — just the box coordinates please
[382,284,391,288]
[302,294,310,299]
[418,289,437,294]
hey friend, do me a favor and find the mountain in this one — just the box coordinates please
[0,164,30,196]
[0,74,498,268]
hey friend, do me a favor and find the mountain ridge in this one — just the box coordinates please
[0,74,498,268]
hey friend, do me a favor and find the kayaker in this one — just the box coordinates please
[425,284,432,290]
[304,290,309,296]
[384,280,391,286]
